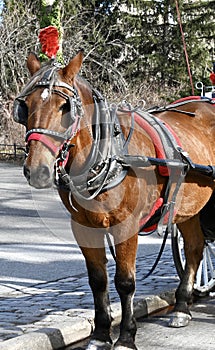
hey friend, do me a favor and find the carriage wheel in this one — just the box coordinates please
[171,224,215,296]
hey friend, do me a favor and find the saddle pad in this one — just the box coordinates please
[134,112,183,176]
[134,110,183,232]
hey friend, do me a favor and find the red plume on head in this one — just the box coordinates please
[39,26,60,59]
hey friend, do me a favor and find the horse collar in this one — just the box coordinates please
[55,96,129,199]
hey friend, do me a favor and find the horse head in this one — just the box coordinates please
[15,50,94,189]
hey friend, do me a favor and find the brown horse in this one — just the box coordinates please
[13,51,215,350]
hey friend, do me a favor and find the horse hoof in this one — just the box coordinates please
[86,339,113,350]
[168,311,192,328]
[114,342,138,350]
[114,347,137,350]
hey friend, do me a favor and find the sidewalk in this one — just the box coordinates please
[0,242,178,350]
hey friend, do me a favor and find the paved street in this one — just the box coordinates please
[0,163,172,291]
[68,297,215,350]
[0,162,86,288]
[0,162,180,347]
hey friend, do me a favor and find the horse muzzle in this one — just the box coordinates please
[23,163,53,189]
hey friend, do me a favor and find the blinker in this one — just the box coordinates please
[13,98,28,127]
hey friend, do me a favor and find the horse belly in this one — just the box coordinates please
[174,180,214,223]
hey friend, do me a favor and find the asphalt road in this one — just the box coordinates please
[0,162,170,296]
[0,162,85,293]
[67,296,215,350]
[1,162,214,349]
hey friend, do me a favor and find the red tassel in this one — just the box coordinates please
[210,72,215,85]
[39,26,59,59]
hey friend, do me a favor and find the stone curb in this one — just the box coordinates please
[0,290,175,350]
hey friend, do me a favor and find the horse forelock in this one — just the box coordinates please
[20,58,94,106]
[19,61,62,99]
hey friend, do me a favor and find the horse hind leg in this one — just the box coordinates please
[169,214,205,328]
[113,233,138,350]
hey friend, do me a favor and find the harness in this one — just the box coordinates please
[13,61,128,202]
[131,98,215,233]
[147,95,215,116]
[13,63,215,273]
[14,61,215,208]
[55,92,129,201]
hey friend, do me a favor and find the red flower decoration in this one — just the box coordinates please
[39,26,59,59]
[210,72,215,85]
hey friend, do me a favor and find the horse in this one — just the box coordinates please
[13,50,215,350]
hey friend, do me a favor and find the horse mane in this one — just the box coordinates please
[74,74,95,104]
[75,74,93,93]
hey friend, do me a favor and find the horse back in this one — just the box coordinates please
[156,101,215,165]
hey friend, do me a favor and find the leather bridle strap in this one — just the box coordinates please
[25,81,81,154]
[26,132,60,155]
[26,126,71,155]
[25,115,80,155]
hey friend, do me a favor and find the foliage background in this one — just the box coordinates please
[0,0,214,144]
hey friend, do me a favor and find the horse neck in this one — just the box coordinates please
[77,76,95,142]
[68,78,95,173]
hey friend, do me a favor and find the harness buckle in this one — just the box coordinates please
[60,142,74,161]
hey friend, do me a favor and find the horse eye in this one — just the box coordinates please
[59,102,69,112]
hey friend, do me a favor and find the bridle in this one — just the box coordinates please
[25,86,82,155]
[14,61,83,169]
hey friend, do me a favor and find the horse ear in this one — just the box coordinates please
[62,50,84,80]
[27,52,41,76]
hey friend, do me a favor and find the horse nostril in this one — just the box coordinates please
[38,165,51,182]
[23,164,52,188]
[23,164,30,181]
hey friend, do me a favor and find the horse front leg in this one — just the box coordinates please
[114,233,138,350]
[72,221,112,349]
[85,248,112,349]
[169,215,205,328]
